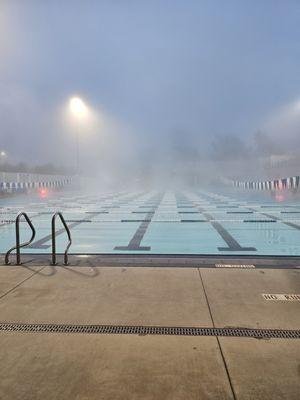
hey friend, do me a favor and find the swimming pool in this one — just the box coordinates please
[1,189,300,256]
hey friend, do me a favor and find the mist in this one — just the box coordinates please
[1,0,300,190]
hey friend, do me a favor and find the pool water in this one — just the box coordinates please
[1,189,300,256]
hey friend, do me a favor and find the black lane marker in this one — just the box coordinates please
[261,205,300,208]
[0,211,55,228]
[114,218,152,250]
[227,211,253,214]
[121,219,151,222]
[85,211,109,214]
[181,220,207,222]
[243,220,276,223]
[204,213,256,251]
[114,193,164,251]
[200,191,300,233]
[28,194,131,249]
[199,190,300,239]
[178,211,200,214]
[132,211,154,214]
[65,219,92,223]
[28,220,84,249]
[247,208,300,231]
[281,211,300,214]
[189,192,256,251]
[28,210,112,249]
[29,191,149,249]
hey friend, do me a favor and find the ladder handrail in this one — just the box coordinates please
[5,212,36,265]
[51,212,72,265]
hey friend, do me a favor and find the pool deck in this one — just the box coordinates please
[0,258,299,399]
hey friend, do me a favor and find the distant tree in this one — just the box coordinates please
[15,162,30,172]
[0,162,73,175]
[253,130,279,156]
[170,129,201,163]
[211,134,250,161]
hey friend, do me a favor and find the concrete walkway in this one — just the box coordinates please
[0,265,299,399]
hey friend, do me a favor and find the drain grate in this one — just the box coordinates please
[0,323,299,339]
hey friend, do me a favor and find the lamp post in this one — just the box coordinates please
[69,97,88,174]
[0,150,7,166]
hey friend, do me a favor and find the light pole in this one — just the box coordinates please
[0,151,7,166]
[69,97,88,174]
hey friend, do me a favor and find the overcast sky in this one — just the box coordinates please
[1,0,300,166]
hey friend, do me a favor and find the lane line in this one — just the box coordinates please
[183,192,256,252]
[114,192,164,251]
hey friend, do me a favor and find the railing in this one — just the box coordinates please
[4,211,72,266]
[51,212,72,266]
[5,212,36,265]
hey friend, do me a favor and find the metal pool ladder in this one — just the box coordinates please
[4,212,72,266]
[51,212,72,266]
[5,212,36,265]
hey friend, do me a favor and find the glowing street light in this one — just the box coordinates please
[70,97,88,119]
[69,96,89,174]
[0,151,7,165]
[0,151,6,171]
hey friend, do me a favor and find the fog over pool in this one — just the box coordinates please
[1,1,300,188]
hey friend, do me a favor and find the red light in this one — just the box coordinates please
[275,194,285,202]
[39,189,48,198]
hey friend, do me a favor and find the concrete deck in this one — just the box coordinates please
[0,264,299,399]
